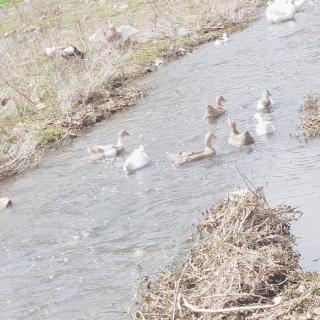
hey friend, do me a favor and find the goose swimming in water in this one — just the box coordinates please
[256,90,273,110]
[61,46,85,60]
[204,96,226,122]
[87,130,130,161]
[167,132,217,166]
[266,0,296,23]
[254,113,276,136]
[228,119,255,147]
[123,145,150,175]
[215,33,229,46]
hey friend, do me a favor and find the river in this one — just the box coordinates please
[1,2,320,319]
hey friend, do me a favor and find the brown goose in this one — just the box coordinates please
[228,119,254,147]
[204,95,226,122]
[167,132,217,166]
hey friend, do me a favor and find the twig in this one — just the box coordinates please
[182,297,282,314]
[171,260,189,320]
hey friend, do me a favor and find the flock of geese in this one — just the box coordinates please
[45,22,138,60]
[86,0,305,175]
[0,0,308,208]
[86,90,276,174]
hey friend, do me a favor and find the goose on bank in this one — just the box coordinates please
[106,23,138,47]
[123,145,150,175]
[228,119,255,147]
[167,132,217,166]
[87,130,130,161]
[265,0,296,23]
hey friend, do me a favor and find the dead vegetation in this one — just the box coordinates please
[0,0,264,179]
[299,95,320,138]
[134,188,320,320]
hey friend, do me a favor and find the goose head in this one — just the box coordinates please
[117,130,130,146]
[106,21,119,40]
[216,95,226,105]
[263,90,272,98]
[228,118,239,134]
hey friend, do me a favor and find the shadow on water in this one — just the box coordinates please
[1,2,320,319]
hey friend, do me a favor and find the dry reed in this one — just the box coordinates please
[299,94,320,138]
[134,188,320,319]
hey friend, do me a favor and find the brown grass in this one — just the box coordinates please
[0,0,264,179]
[134,188,320,319]
[299,94,320,138]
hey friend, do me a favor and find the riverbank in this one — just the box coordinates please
[0,0,264,180]
[134,188,320,319]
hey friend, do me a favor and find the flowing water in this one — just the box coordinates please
[1,3,320,319]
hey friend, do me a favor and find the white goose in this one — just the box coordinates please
[123,145,150,175]
[257,90,273,110]
[87,130,130,161]
[266,0,296,23]
[215,33,229,46]
[254,113,276,136]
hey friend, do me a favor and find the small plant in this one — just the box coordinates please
[0,0,21,8]
[37,126,64,147]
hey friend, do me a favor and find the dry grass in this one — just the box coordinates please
[134,188,320,320]
[0,0,264,179]
[299,94,320,138]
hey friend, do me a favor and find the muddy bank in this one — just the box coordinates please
[134,189,320,319]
